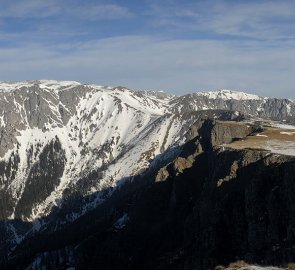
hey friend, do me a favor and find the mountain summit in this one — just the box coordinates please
[0,81,294,220]
[0,81,295,269]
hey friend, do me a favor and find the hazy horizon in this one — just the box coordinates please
[0,0,294,98]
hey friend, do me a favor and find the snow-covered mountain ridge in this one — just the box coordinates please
[1,80,295,269]
[195,89,263,100]
[0,81,176,222]
[0,80,295,224]
[0,80,268,99]
[0,81,294,223]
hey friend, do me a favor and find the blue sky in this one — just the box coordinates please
[0,0,295,97]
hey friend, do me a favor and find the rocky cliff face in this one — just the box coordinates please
[0,82,294,225]
[70,120,295,270]
[170,90,295,123]
[1,81,295,269]
[3,118,295,270]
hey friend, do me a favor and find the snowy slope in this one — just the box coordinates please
[1,81,295,250]
[0,81,191,224]
[0,80,81,92]
[195,89,263,100]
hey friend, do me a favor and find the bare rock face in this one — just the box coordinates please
[173,156,195,173]
[150,121,295,270]
[5,118,294,270]
[1,83,295,269]
[65,120,294,270]
[155,167,170,182]
[198,120,254,151]
[170,91,295,124]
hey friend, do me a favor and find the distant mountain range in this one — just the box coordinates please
[0,81,294,270]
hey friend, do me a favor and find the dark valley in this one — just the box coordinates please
[0,81,294,270]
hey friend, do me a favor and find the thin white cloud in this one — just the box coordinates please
[71,3,132,20]
[148,0,295,40]
[0,2,133,44]
[206,1,295,39]
[0,0,60,18]
[0,1,294,99]
[0,36,294,98]
[0,0,132,20]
